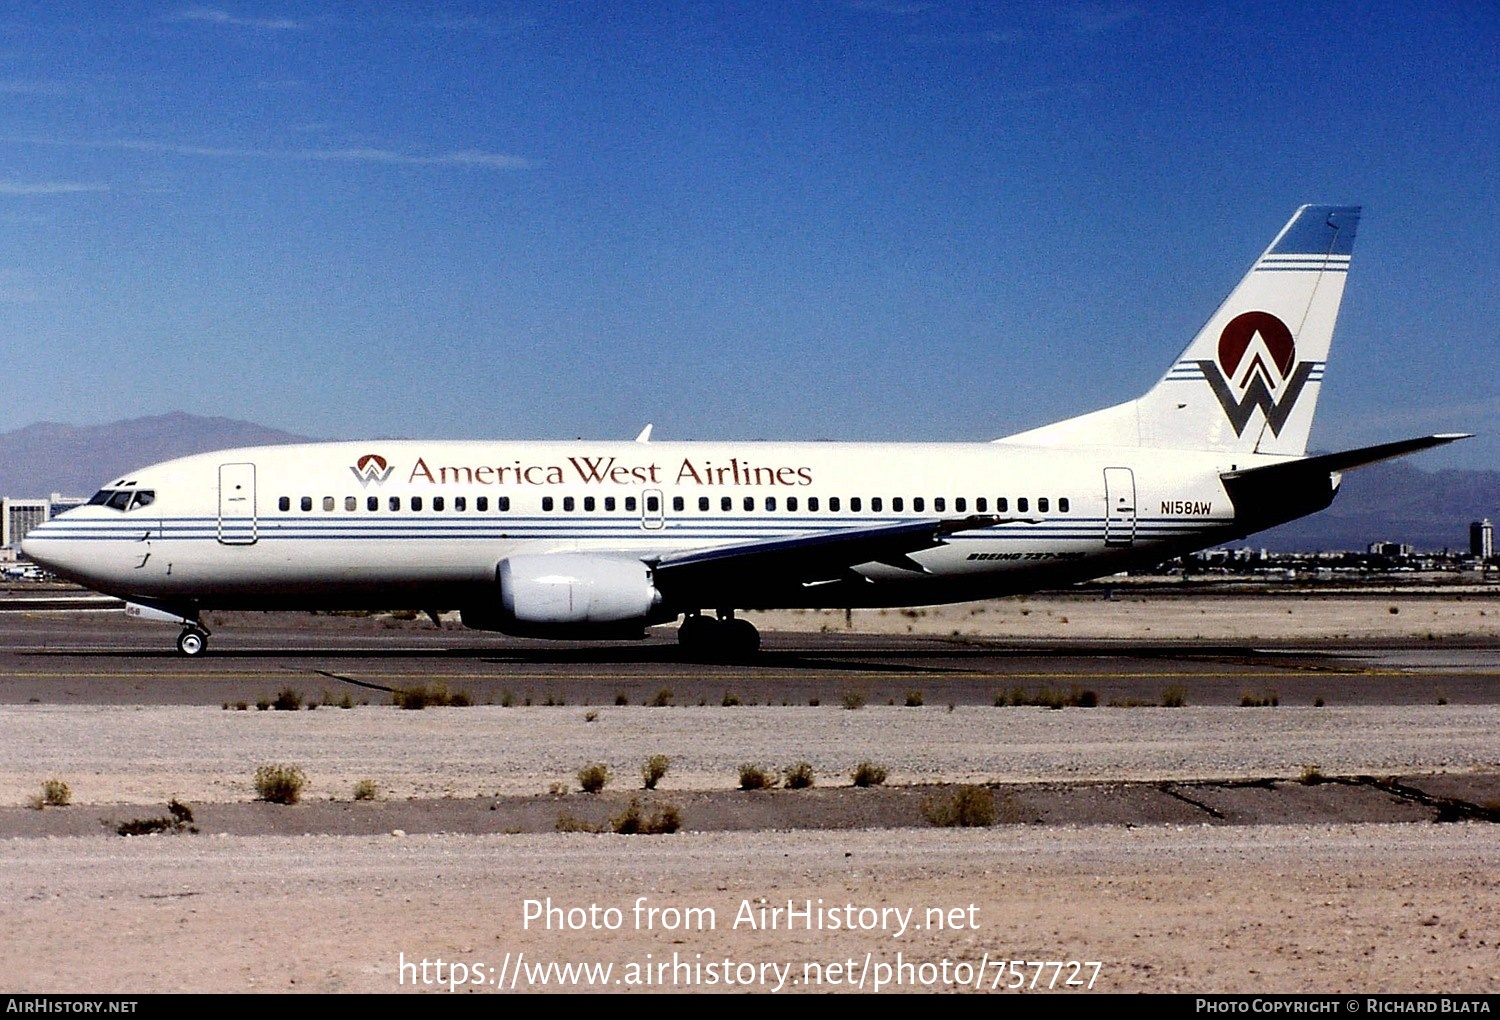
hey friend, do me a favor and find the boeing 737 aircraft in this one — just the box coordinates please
[22,206,1467,656]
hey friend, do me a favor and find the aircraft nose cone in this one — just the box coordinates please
[19,519,98,583]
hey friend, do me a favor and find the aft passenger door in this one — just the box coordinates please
[1103,467,1136,547]
[217,462,258,545]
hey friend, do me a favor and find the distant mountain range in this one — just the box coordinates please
[1253,458,1498,553]
[0,414,1493,553]
[0,413,312,499]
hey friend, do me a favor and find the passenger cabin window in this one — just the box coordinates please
[976,497,987,512]
[913,497,924,512]
[625,496,637,512]
[646,495,660,512]
[279,496,290,512]
[563,497,575,512]
[602,497,614,511]
[808,497,819,512]
[699,497,710,511]
[542,497,554,511]
[996,497,1008,512]
[367,496,378,511]
[892,497,904,512]
[455,496,466,511]
[955,497,967,512]
[411,497,423,511]
[871,497,882,512]
[1059,497,1070,512]
[389,497,401,511]
[743,496,754,511]
[722,496,732,511]
[302,497,313,512]
[787,496,798,511]
[672,496,684,512]
[829,497,840,512]
[345,496,357,511]
[434,497,445,512]
[934,497,945,512]
[1038,497,1049,512]
[1018,497,1029,512]
[850,497,862,512]
[584,497,596,512]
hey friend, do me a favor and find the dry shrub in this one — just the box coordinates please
[641,755,670,790]
[851,761,888,788]
[577,763,611,794]
[254,764,306,804]
[738,764,777,791]
[922,785,996,827]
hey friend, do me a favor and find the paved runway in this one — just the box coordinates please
[1,609,1495,707]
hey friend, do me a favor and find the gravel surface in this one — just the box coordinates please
[4,825,1497,993]
[4,703,1497,805]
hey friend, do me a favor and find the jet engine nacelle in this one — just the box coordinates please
[461,553,666,638]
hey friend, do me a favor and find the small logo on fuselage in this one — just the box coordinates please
[1197,310,1316,436]
[350,454,395,487]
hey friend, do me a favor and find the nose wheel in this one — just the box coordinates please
[176,626,209,657]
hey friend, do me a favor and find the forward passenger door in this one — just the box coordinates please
[217,463,258,545]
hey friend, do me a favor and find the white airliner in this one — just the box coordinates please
[23,206,1467,656]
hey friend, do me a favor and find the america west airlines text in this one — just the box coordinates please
[406,455,815,488]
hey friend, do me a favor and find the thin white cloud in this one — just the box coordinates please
[0,181,109,196]
[844,0,938,16]
[8,136,532,170]
[1068,3,1140,35]
[301,147,531,169]
[0,80,73,96]
[176,8,304,31]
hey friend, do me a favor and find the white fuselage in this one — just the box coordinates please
[25,438,1241,614]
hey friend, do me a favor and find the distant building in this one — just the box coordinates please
[1473,519,1494,560]
[2,495,89,551]
[2,499,50,549]
[1367,541,1414,557]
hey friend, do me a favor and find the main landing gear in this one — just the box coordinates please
[176,625,210,657]
[677,611,760,659]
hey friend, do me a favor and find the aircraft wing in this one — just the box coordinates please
[650,515,1007,599]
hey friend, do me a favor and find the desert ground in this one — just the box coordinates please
[1,588,1498,994]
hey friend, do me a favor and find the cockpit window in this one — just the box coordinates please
[88,489,155,512]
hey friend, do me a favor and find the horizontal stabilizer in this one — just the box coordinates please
[1220,434,1471,535]
[1222,434,1472,482]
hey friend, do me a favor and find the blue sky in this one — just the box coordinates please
[2,2,1496,468]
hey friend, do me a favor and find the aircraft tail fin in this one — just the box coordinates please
[1003,205,1360,456]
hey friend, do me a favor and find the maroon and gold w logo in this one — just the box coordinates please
[350,454,395,487]
[1197,311,1315,436]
